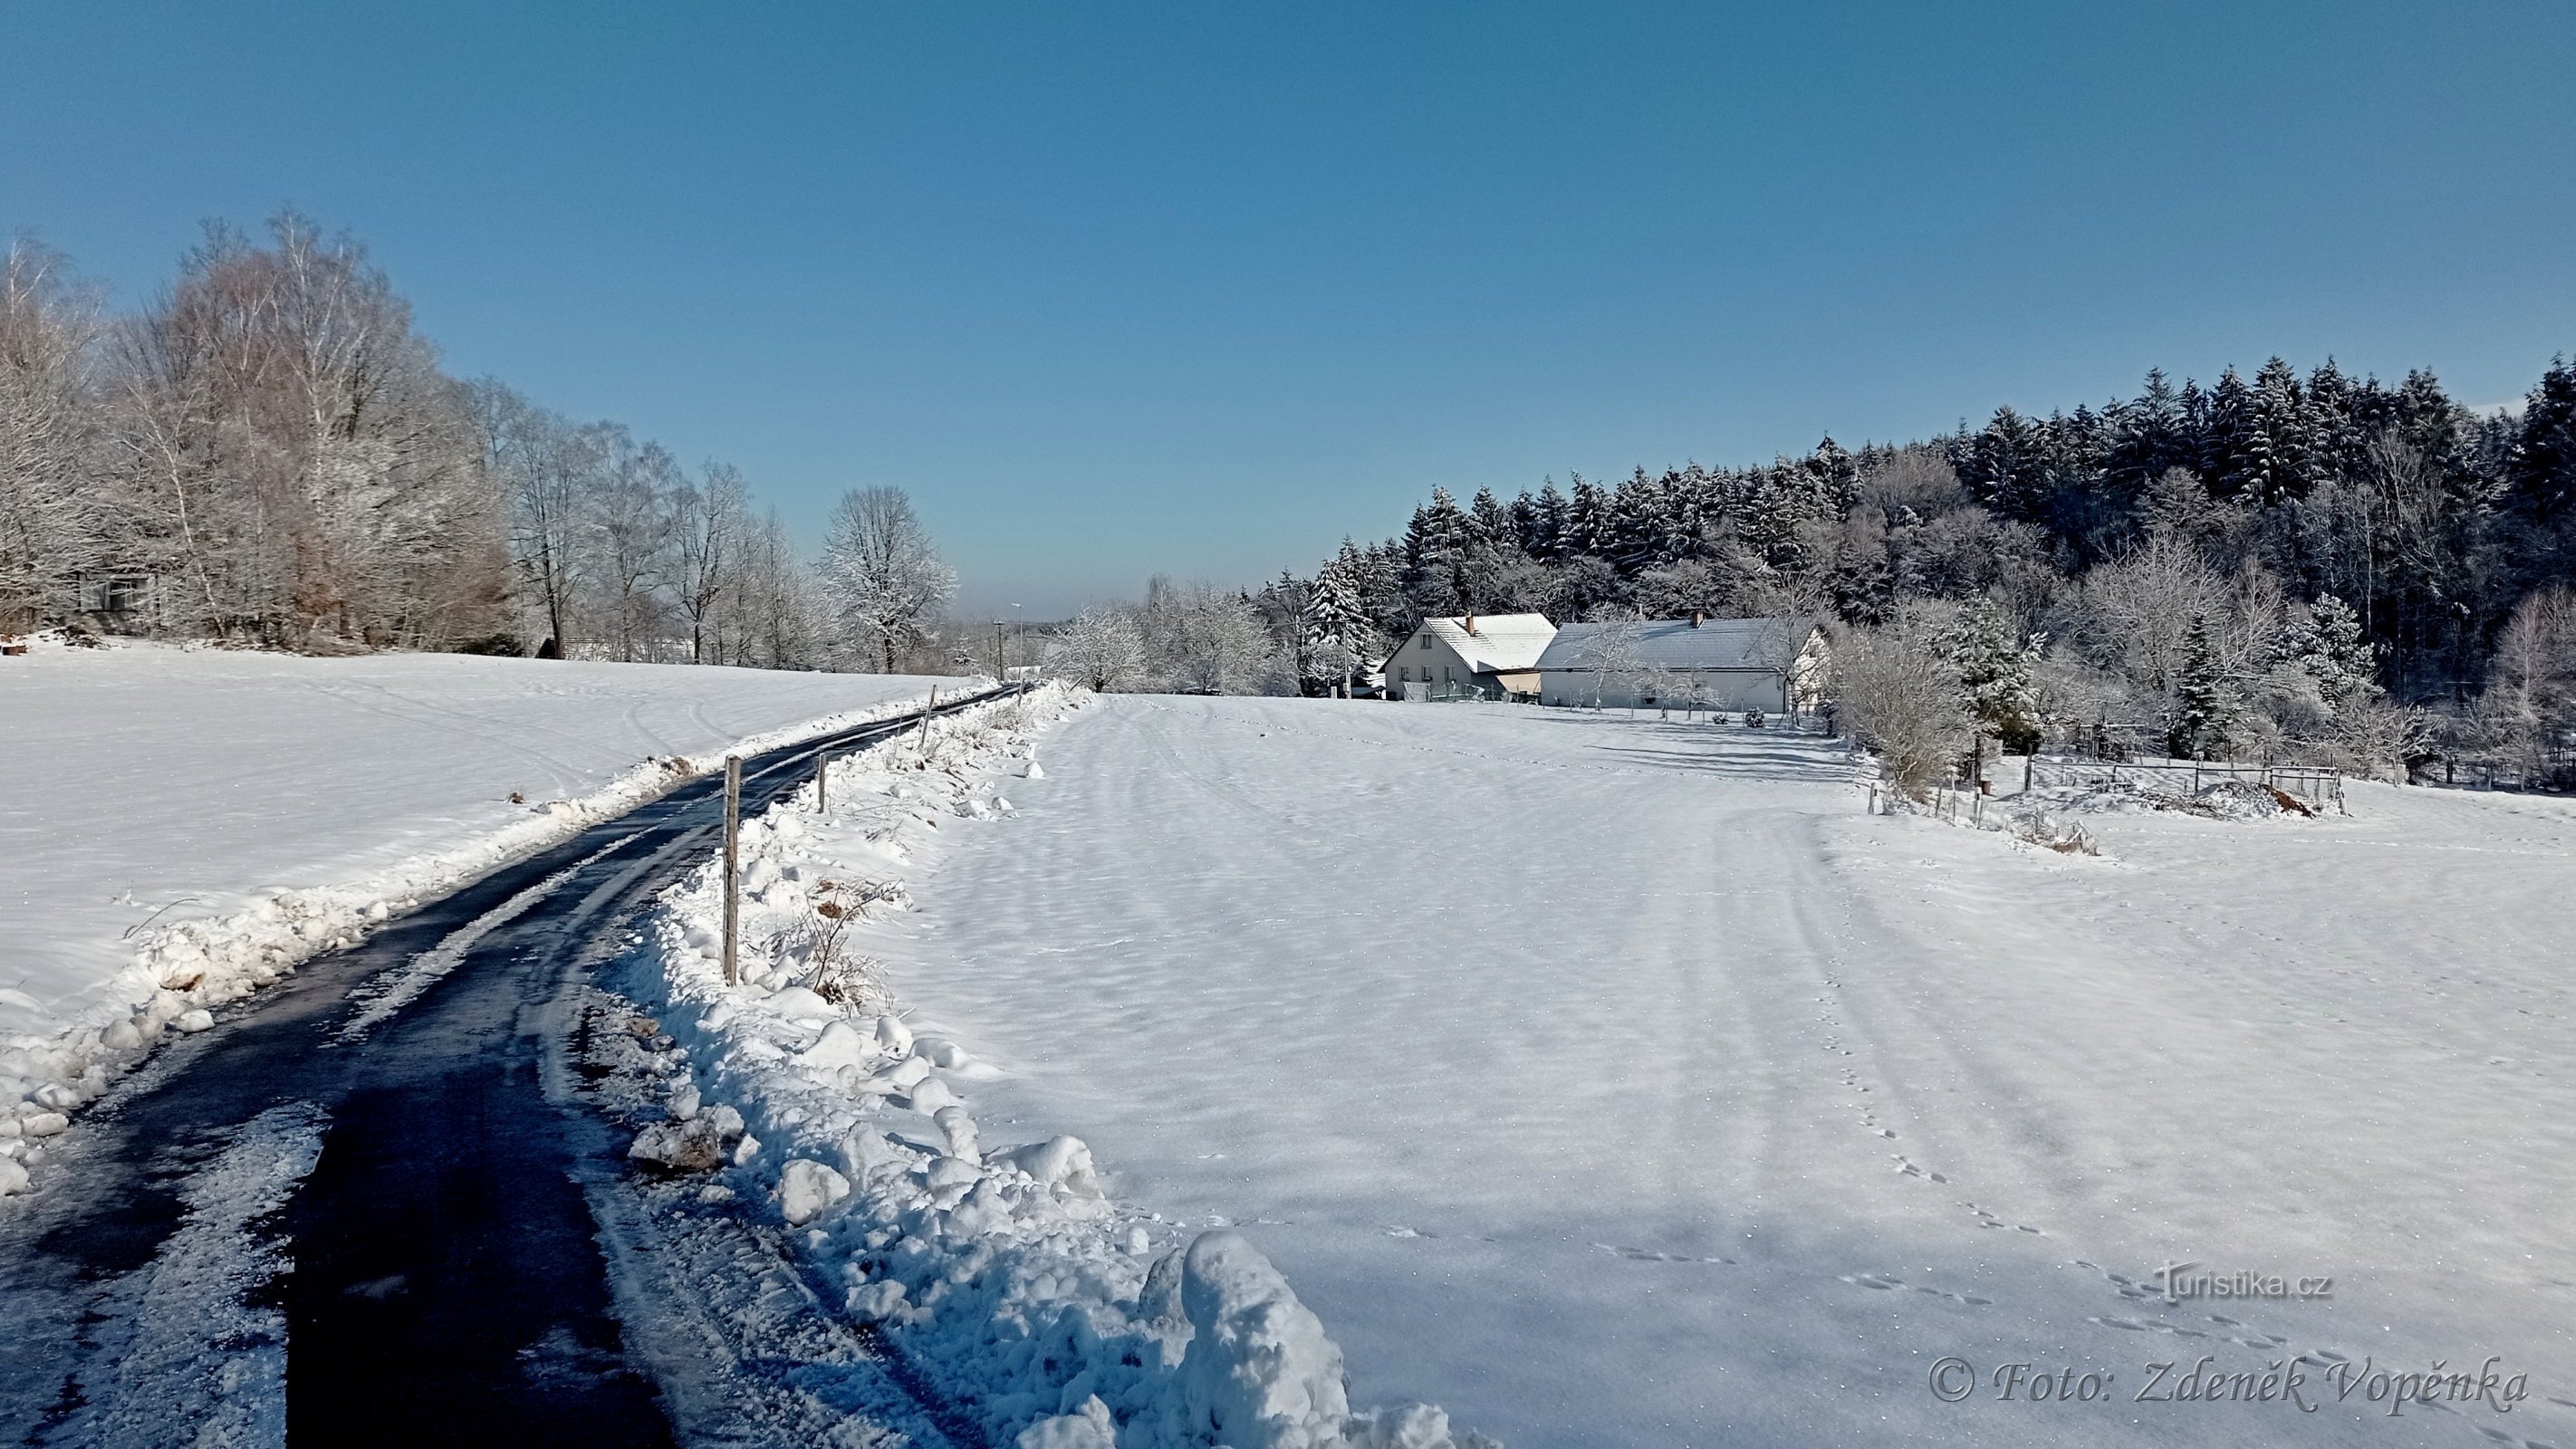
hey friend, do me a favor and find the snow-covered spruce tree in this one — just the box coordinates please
[1301,544,1373,694]
[821,485,955,673]
[1944,599,2043,752]
[2283,592,2378,711]
[2166,615,2244,760]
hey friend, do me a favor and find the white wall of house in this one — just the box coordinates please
[1386,628,1480,698]
[1537,627,1829,714]
[1538,668,1792,712]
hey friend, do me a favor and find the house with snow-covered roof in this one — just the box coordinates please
[1385,612,1556,700]
[1533,614,1828,715]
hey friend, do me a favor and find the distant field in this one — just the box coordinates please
[0,641,944,1046]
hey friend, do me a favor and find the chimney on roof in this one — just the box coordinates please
[1464,612,1477,636]
[1690,609,1705,628]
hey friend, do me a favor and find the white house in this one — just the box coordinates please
[1533,615,1829,714]
[1386,612,1557,701]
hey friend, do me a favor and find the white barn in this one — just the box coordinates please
[1385,613,1557,701]
[1534,616,1828,714]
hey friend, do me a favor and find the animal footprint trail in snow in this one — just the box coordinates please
[1593,1243,1735,1265]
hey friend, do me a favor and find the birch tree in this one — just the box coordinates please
[0,239,109,629]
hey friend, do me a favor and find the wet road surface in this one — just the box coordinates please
[0,689,1014,1447]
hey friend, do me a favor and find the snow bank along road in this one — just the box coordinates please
[883,696,2576,1449]
[0,687,1024,1445]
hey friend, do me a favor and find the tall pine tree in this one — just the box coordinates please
[2167,615,2243,760]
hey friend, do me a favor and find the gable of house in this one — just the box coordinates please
[1418,613,1556,675]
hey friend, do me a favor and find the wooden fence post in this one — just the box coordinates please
[815,750,829,811]
[722,755,742,987]
[917,685,939,762]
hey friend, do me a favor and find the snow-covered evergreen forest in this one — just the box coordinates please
[0,218,957,671]
[1241,359,2575,785]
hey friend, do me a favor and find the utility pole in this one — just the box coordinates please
[721,755,742,986]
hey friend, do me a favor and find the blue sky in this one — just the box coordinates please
[5,3,2571,616]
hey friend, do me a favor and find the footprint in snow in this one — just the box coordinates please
[1594,1243,1734,1265]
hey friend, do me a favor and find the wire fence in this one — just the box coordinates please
[2029,754,2347,811]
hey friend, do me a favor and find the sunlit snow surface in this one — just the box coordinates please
[877,696,2576,1449]
[0,641,942,1049]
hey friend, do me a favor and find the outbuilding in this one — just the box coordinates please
[1534,615,1828,715]
[1386,612,1557,701]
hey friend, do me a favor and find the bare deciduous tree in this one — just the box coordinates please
[1831,609,1972,796]
[0,239,110,629]
[822,485,955,673]
[1053,604,1148,691]
[1139,577,1277,694]
[674,461,749,664]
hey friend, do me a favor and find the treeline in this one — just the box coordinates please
[0,216,960,670]
[1273,356,2576,782]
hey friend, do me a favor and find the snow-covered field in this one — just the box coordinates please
[846,696,2575,1449]
[8,654,2571,1446]
[0,639,947,1164]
